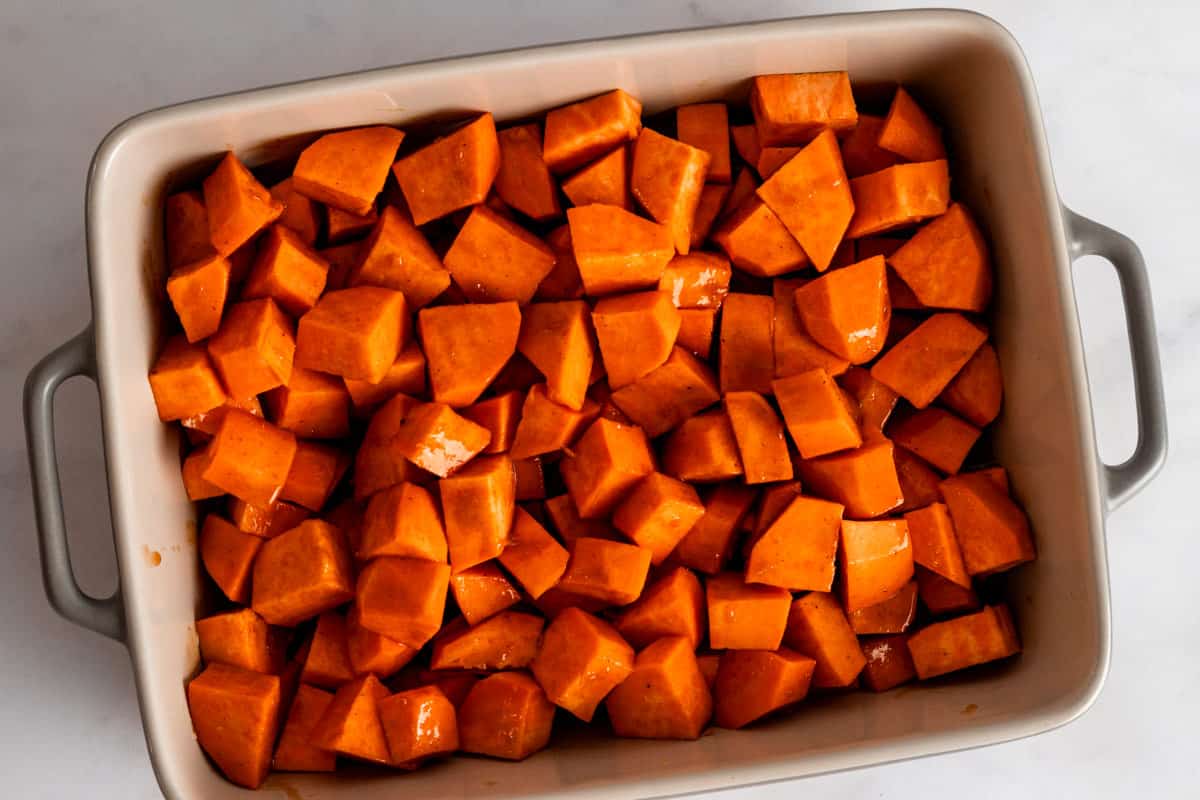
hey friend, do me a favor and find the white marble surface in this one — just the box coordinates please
[1,1,1196,797]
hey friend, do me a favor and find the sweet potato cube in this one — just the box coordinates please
[839,519,914,612]
[838,115,900,178]
[202,409,297,507]
[846,160,951,238]
[695,654,721,691]
[531,607,634,721]
[731,123,762,169]
[793,255,891,364]
[199,515,261,603]
[840,365,899,440]
[206,298,295,399]
[560,418,654,518]
[658,252,731,310]
[419,302,521,407]
[279,440,348,511]
[430,610,544,671]
[757,146,802,179]
[357,557,450,648]
[860,634,918,692]
[891,407,981,475]
[499,507,569,599]
[449,561,521,624]
[252,520,353,626]
[148,336,226,421]
[543,89,642,175]
[871,312,987,408]
[345,605,416,678]
[972,465,1011,494]
[746,495,843,591]
[295,287,407,383]
[186,663,281,788]
[904,502,970,589]
[797,440,903,519]
[713,648,815,729]
[166,190,218,268]
[274,684,336,772]
[750,72,857,146]
[536,225,586,299]
[517,300,595,410]
[459,672,555,760]
[631,128,710,254]
[558,537,652,606]
[940,472,1035,576]
[722,165,758,212]
[444,206,557,304]
[543,494,620,544]
[940,341,1003,426]
[706,572,791,650]
[567,204,674,296]
[392,113,500,225]
[292,126,403,215]
[326,203,379,243]
[513,455,546,499]
[690,184,732,248]
[772,278,850,379]
[349,205,451,308]
[389,401,491,478]
[756,130,853,271]
[610,346,721,437]
[612,473,705,565]
[711,197,809,277]
[895,446,943,512]
[264,366,351,439]
[888,203,991,312]
[270,178,321,246]
[774,368,862,459]
[319,240,362,290]
[719,293,775,394]
[560,144,630,210]
[662,410,743,483]
[298,611,354,687]
[379,685,459,766]
[509,384,595,460]
[357,482,447,562]
[243,227,328,317]
[202,152,283,255]
[493,122,561,222]
[607,636,712,740]
[723,391,792,484]
[612,566,705,648]
[166,254,231,343]
[462,390,522,455]
[344,345,426,416]
[916,566,979,615]
[907,604,1021,679]
[227,497,309,539]
[197,607,285,675]
[592,291,681,390]
[849,580,918,634]
[676,103,731,183]
[879,87,946,163]
[673,484,756,575]
[784,592,867,688]
[310,675,391,764]
[439,454,516,572]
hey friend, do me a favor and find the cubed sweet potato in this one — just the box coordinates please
[199,515,262,603]
[711,197,809,277]
[264,366,351,440]
[270,179,321,246]
[859,634,918,692]
[344,344,427,417]
[772,278,850,379]
[746,495,843,591]
[673,483,756,575]
[662,410,744,483]
[774,368,863,459]
[839,519,914,613]
[631,128,710,254]
[346,604,417,678]
[706,572,792,650]
[610,347,721,438]
[690,184,733,248]
[279,440,349,511]
[207,298,296,399]
[796,440,903,519]
[166,190,218,268]
[517,300,595,410]
[357,556,451,649]
[592,291,681,389]
[607,636,712,740]
[379,685,459,767]
[560,144,631,210]
[723,392,792,484]
[292,126,404,215]
[167,254,232,343]
[719,293,775,394]
[499,507,570,600]
[567,204,674,296]
[846,160,950,238]
[878,87,945,163]
[449,561,521,625]
[840,366,899,441]
[890,407,981,475]
[543,89,642,175]
[148,336,226,421]
[241,225,329,316]
[392,113,500,225]
[793,255,891,364]
[838,114,900,178]
[202,152,283,255]
[509,384,596,460]
[783,591,867,688]
[295,287,407,384]
[612,566,705,648]
[252,519,354,626]
[907,604,1020,679]
[298,611,354,688]
[444,205,557,304]
[558,537,653,606]
[888,203,991,312]
[871,312,987,409]
[713,648,815,729]
[419,302,521,407]
[430,610,544,672]
[186,663,281,788]
[273,684,336,772]
[202,409,297,508]
[939,341,1003,426]
[350,205,451,308]
[439,454,516,571]
[197,607,286,675]
[915,566,980,616]
[612,473,706,565]
[531,607,634,721]
[358,482,447,562]
[560,417,654,518]
[458,672,555,760]
[939,472,1035,576]
[750,72,857,146]
[494,122,561,222]
[848,580,918,635]
[310,674,391,764]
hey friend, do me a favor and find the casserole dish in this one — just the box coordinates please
[24,9,1167,799]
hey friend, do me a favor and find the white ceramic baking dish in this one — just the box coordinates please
[23,9,1167,800]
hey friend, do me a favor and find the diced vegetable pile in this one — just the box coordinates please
[148,72,1035,790]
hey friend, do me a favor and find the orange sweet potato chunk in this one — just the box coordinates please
[557,537,653,607]
[756,146,801,179]
[840,365,899,440]
[731,123,762,169]
[264,366,351,440]
[659,252,732,310]
[870,312,987,408]
[895,447,945,513]
[848,580,918,635]
[607,635,712,740]
[444,205,557,304]
[531,607,634,721]
[518,300,595,410]
[719,293,775,394]
[674,483,756,575]
[746,494,843,591]
[724,391,793,484]
[379,685,459,767]
[270,179,321,246]
[939,341,1003,426]
[202,409,297,508]
[207,298,296,399]
[310,674,391,764]
[676,103,731,183]
[149,335,227,421]
[166,254,231,343]
[187,663,281,788]
[345,604,417,678]
[750,71,857,146]
[690,185,732,251]
[344,344,427,417]
[939,472,1036,576]
[273,684,336,772]
[610,346,721,438]
[784,591,866,688]
[449,561,521,624]
[358,482,447,562]
[612,473,705,565]
[706,573,792,650]
[839,519,914,613]
[252,519,354,626]
[592,291,681,389]
[904,502,970,588]
[430,610,545,671]
[567,204,674,296]
[196,607,285,675]
[859,633,918,692]
[544,493,619,544]
[182,447,222,500]
[662,410,743,484]
[200,515,262,603]
[500,507,569,599]
[793,255,891,364]
[631,128,710,254]
[916,566,980,616]
[227,497,309,539]
[166,190,218,268]
[888,203,991,312]
[774,368,863,459]
[612,566,705,649]
[241,225,330,317]
[389,401,491,477]
[298,612,354,688]
[846,160,950,238]
[907,604,1020,679]
[295,287,407,383]
[462,390,522,454]
[325,204,378,244]
[509,384,595,459]
[878,87,946,163]
[797,440,903,520]
[495,122,561,222]
[350,205,451,309]
[292,126,404,215]
[279,440,348,511]
[561,144,631,210]
[419,302,521,407]
[202,152,284,255]
[320,240,363,291]
[838,114,900,178]
[357,557,450,648]
[439,454,516,572]
[713,648,815,729]
[543,89,642,175]
[459,672,555,760]
[891,407,981,475]
[392,113,500,225]
[772,278,850,379]
[711,196,809,277]
[560,417,654,518]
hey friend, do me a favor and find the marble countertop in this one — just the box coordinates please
[1,1,1195,797]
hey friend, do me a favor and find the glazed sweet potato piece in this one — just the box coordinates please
[320,240,363,291]
[182,447,222,500]
[753,480,805,534]
[871,312,987,408]
[358,482,447,562]
[389,401,491,478]
[662,410,744,483]
[202,152,283,255]
[711,197,809,277]
[438,454,516,571]
[904,502,970,588]
[730,122,762,169]
[187,663,281,788]
[719,293,775,394]
[273,684,337,772]
[567,204,674,296]
[509,385,595,460]
[859,634,918,692]
[241,225,329,316]
[166,254,231,343]
[462,390,522,455]
[891,407,981,475]
[252,520,354,626]
[227,497,310,538]
[265,366,351,440]
[350,205,451,309]
[309,675,391,764]
[379,685,459,767]
[940,342,1003,426]
[458,672,555,760]
[673,483,756,575]
[298,612,354,688]
[793,255,891,364]
[888,203,991,311]
[200,515,262,603]
[972,465,1011,494]
[343,345,426,417]
[353,395,432,499]
[560,417,654,518]
[750,72,857,146]
[610,347,722,438]
[357,557,450,648]
[342,604,415,677]
[292,126,404,215]
[690,183,733,248]
[148,336,226,421]
[706,573,792,650]
[207,298,296,399]
[723,392,793,484]
[517,300,595,410]
[796,440,903,519]
[756,146,801,179]
[543,89,642,174]
[165,190,218,268]
[392,113,500,225]
[494,122,561,222]
[430,610,545,672]
[631,128,711,254]
[612,473,706,565]
[612,566,705,648]
[916,566,980,616]
[878,88,946,163]
[295,287,407,384]
[772,277,850,379]
[558,537,653,606]
[560,144,630,209]
[773,368,863,459]
[838,114,900,178]
[940,472,1035,576]
[444,205,557,304]
[278,441,347,511]
[659,252,732,309]
[784,591,867,688]
[543,494,620,544]
[846,160,950,238]
[848,580,918,635]
[607,636,712,740]
[449,562,521,625]
[747,490,843,590]
[196,608,286,675]
[840,366,899,441]
[676,103,731,183]
[592,291,681,389]
[713,648,815,729]
[894,446,943,512]
[419,302,521,407]
[839,519,914,612]
[499,507,569,599]
[325,204,377,245]
[270,179,321,246]
[531,607,634,721]
[202,410,297,508]
[907,604,1020,679]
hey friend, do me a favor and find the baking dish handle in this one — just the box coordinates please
[23,326,125,642]
[1064,207,1168,512]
